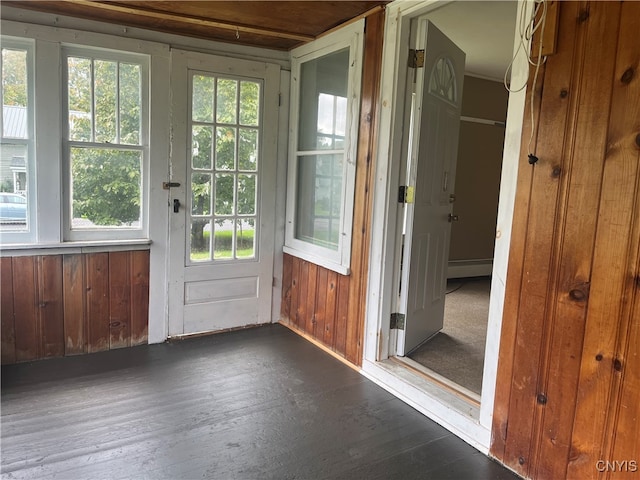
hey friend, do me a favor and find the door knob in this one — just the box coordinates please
[173,199,181,213]
[448,213,459,222]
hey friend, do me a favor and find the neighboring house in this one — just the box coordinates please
[1,2,637,479]
[1,105,27,194]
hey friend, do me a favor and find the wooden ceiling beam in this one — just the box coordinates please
[60,0,316,42]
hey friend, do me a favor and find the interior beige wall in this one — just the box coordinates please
[449,75,508,262]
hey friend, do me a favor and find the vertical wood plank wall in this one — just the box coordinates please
[1,250,149,364]
[491,2,640,479]
[280,10,384,365]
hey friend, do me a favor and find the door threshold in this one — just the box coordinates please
[168,322,272,341]
[361,358,490,453]
[390,355,481,406]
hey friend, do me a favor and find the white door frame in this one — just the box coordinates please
[361,0,533,452]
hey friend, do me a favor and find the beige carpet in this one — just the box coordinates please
[408,277,491,395]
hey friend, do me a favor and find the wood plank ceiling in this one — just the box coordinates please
[2,1,389,50]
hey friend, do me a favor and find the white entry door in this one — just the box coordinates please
[397,20,465,355]
[168,50,280,336]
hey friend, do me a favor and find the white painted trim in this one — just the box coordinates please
[447,259,493,278]
[479,0,533,429]
[0,240,151,257]
[363,0,533,449]
[147,52,171,345]
[282,245,350,276]
[272,69,291,322]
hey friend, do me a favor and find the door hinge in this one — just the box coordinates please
[390,313,405,330]
[398,185,415,204]
[408,49,425,69]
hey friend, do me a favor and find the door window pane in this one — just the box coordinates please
[215,126,236,170]
[192,75,214,122]
[191,173,211,216]
[192,126,213,169]
[190,219,211,262]
[215,173,234,216]
[237,174,256,215]
[216,79,237,124]
[239,81,259,126]
[213,220,233,259]
[236,219,255,259]
[238,128,258,171]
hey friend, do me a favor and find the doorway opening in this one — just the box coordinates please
[363,0,528,450]
[392,1,515,401]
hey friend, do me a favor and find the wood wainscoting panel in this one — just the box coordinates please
[130,250,150,346]
[109,251,132,350]
[1,250,150,364]
[12,256,39,362]
[37,255,65,359]
[491,2,640,479]
[1,257,16,364]
[85,252,110,353]
[63,254,87,355]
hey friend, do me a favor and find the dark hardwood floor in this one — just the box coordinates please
[1,324,519,479]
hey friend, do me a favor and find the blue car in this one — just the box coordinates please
[0,193,27,223]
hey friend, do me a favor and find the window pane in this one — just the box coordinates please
[191,173,211,215]
[67,57,92,141]
[192,126,213,169]
[237,174,256,215]
[0,144,28,231]
[2,49,28,140]
[190,219,211,262]
[215,173,234,216]
[216,79,237,124]
[239,81,259,126]
[215,127,236,170]
[236,218,255,259]
[70,147,141,229]
[238,128,258,171]
[119,63,141,144]
[94,60,117,143]
[192,75,214,123]
[213,220,233,259]
[295,154,342,250]
[298,48,349,151]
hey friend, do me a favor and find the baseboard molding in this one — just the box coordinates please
[447,259,493,279]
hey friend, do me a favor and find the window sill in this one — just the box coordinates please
[0,238,152,257]
[283,245,350,276]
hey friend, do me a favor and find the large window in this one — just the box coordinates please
[0,34,151,246]
[0,39,34,243]
[64,48,149,240]
[284,21,364,274]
